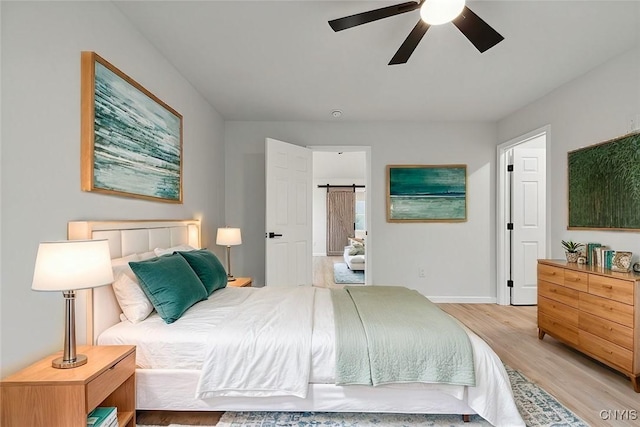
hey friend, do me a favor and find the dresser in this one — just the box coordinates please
[537,259,639,392]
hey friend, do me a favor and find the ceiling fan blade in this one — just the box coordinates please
[329,1,421,32]
[452,6,504,53]
[389,19,430,65]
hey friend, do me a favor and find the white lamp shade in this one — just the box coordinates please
[420,0,465,25]
[32,240,114,291]
[216,227,242,246]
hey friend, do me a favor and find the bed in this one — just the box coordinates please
[68,219,524,427]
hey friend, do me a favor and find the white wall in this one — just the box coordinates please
[225,122,497,302]
[498,46,640,262]
[1,1,226,376]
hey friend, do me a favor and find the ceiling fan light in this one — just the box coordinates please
[420,0,465,25]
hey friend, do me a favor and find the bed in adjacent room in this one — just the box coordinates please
[69,219,524,427]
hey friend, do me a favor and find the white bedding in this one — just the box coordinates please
[98,287,336,383]
[98,286,524,427]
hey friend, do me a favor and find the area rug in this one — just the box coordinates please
[333,262,364,284]
[137,425,217,427]
[215,366,588,427]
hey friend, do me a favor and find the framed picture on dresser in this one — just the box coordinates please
[80,51,183,203]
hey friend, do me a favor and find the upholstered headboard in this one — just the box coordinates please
[68,219,201,344]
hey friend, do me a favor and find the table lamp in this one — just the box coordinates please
[216,227,242,281]
[31,239,113,368]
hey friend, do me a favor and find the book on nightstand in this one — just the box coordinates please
[87,406,117,427]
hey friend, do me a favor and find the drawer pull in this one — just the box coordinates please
[603,285,613,289]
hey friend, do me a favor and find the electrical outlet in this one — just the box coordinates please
[418,268,426,278]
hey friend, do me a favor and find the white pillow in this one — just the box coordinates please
[153,244,195,257]
[138,251,157,261]
[111,254,154,323]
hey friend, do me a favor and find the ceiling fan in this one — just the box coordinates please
[328,0,504,65]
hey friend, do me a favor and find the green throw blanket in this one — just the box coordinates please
[331,286,476,387]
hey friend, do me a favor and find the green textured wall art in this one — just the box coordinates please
[568,132,640,230]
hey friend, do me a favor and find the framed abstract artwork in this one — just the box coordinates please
[81,51,183,203]
[568,132,640,230]
[386,164,467,222]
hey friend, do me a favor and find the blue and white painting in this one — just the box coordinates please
[92,60,182,202]
[388,165,467,221]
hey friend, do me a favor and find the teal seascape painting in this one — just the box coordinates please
[387,165,467,222]
[82,52,183,203]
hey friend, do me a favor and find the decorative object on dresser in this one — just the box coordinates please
[0,345,136,427]
[387,164,467,222]
[228,277,252,288]
[560,240,584,263]
[537,259,640,392]
[612,251,633,272]
[81,51,183,203]
[568,131,640,230]
[216,227,242,281]
[31,240,113,368]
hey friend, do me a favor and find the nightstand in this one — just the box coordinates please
[1,345,135,427]
[228,277,252,287]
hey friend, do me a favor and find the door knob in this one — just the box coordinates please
[267,232,283,239]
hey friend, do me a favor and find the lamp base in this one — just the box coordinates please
[52,354,87,369]
[227,275,236,282]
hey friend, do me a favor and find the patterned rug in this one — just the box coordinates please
[333,262,364,284]
[215,366,589,427]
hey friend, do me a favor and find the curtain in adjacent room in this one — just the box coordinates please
[326,188,355,256]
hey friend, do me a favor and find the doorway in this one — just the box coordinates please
[497,127,549,305]
[309,146,371,287]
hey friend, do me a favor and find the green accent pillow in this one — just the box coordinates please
[177,249,227,295]
[129,254,208,324]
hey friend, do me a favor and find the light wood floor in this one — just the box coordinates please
[138,258,639,426]
[313,255,347,288]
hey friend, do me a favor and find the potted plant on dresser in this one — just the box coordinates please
[561,240,584,263]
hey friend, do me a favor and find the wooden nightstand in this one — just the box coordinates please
[1,345,135,427]
[228,277,252,287]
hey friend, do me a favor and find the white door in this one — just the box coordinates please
[510,138,546,304]
[265,138,313,286]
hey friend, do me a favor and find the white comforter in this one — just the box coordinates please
[196,287,316,398]
[99,286,524,426]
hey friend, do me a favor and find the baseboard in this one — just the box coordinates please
[427,296,497,304]
[313,252,327,257]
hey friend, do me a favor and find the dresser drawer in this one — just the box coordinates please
[86,351,135,412]
[579,311,634,351]
[579,292,634,328]
[579,330,633,372]
[539,296,578,327]
[539,312,579,346]
[538,264,564,286]
[539,280,579,308]
[563,270,588,292]
[588,275,634,305]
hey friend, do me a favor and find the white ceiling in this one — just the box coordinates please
[114,1,640,122]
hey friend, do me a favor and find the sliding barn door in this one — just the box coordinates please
[326,189,355,256]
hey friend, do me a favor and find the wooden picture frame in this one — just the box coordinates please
[386,164,467,222]
[568,132,640,230]
[81,51,183,203]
